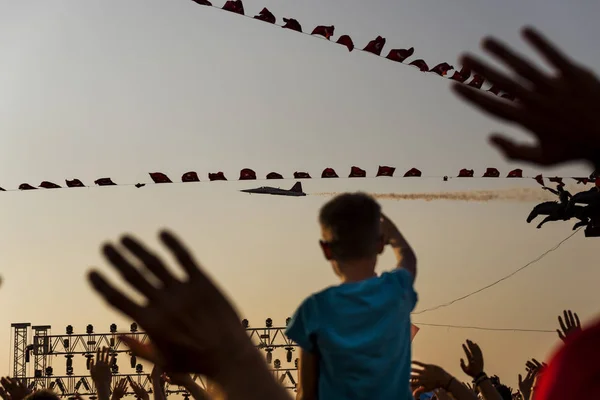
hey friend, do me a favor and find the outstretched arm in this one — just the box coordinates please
[543,187,559,196]
[296,349,318,400]
[381,214,417,279]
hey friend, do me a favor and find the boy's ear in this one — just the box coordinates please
[377,235,385,254]
[319,240,333,260]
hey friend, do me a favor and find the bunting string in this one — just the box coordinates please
[0,166,597,192]
[190,0,513,99]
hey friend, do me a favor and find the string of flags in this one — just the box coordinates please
[189,0,514,100]
[1,167,597,192]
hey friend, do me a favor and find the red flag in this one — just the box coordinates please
[349,166,366,178]
[39,181,61,189]
[191,0,212,5]
[573,177,590,184]
[222,0,244,15]
[386,48,414,63]
[322,168,338,178]
[182,172,200,182]
[66,179,85,188]
[487,85,501,95]
[458,169,474,177]
[311,25,334,40]
[450,67,471,82]
[253,7,275,23]
[19,183,37,190]
[409,59,429,72]
[534,174,544,186]
[404,168,422,177]
[95,178,116,186]
[410,324,420,342]
[266,172,283,179]
[336,35,354,52]
[294,171,311,179]
[363,36,386,56]
[376,166,396,177]
[150,173,172,184]
[468,75,485,89]
[135,183,145,188]
[209,172,227,181]
[282,18,302,32]
[549,177,564,186]
[483,168,500,178]
[501,93,515,101]
[239,168,257,180]
[429,62,453,76]
[507,169,523,178]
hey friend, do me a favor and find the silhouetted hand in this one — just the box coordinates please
[411,361,452,397]
[128,379,149,400]
[518,368,538,400]
[525,358,546,372]
[0,378,31,400]
[460,340,484,378]
[557,310,582,341]
[111,379,128,400]
[89,231,290,400]
[452,27,600,168]
[90,348,114,390]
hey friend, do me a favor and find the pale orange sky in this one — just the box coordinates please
[1,0,599,390]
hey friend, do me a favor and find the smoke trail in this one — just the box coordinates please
[314,188,557,203]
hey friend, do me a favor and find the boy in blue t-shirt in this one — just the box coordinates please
[286,193,418,400]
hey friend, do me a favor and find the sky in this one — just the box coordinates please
[1,0,600,391]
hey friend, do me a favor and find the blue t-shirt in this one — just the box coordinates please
[285,268,417,400]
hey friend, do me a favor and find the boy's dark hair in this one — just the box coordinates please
[26,390,60,400]
[319,192,381,261]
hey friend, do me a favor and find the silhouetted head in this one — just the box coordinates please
[318,193,384,279]
[25,390,60,400]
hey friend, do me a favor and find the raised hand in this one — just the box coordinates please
[452,27,600,168]
[0,378,31,400]
[460,340,484,378]
[128,379,149,400]
[518,368,538,400]
[557,310,582,341]
[525,358,546,372]
[89,230,290,400]
[411,361,453,396]
[90,348,114,400]
[111,379,128,400]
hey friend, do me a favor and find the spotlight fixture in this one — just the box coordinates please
[274,359,281,369]
[66,355,74,376]
[266,348,273,364]
[110,338,115,347]
[130,323,138,333]
[294,358,299,368]
[130,354,137,368]
[265,318,273,328]
[45,367,53,377]
[86,324,94,334]
[86,354,93,370]
[110,324,117,333]
[136,364,143,374]
[66,325,73,335]
[285,346,294,363]
[111,363,119,374]
[34,370,42,378]
[241,319,249,328]
[63,339,69,350]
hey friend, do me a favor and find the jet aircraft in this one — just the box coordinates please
[240,182,306,197]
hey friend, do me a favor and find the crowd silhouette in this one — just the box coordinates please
[2,25,600,400]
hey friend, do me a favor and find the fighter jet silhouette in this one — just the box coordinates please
[240,182,306,197]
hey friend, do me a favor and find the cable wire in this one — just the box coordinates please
[412,227,583,315]
[412,322,554,333]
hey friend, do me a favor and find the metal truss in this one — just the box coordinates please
[11,322,298,397]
